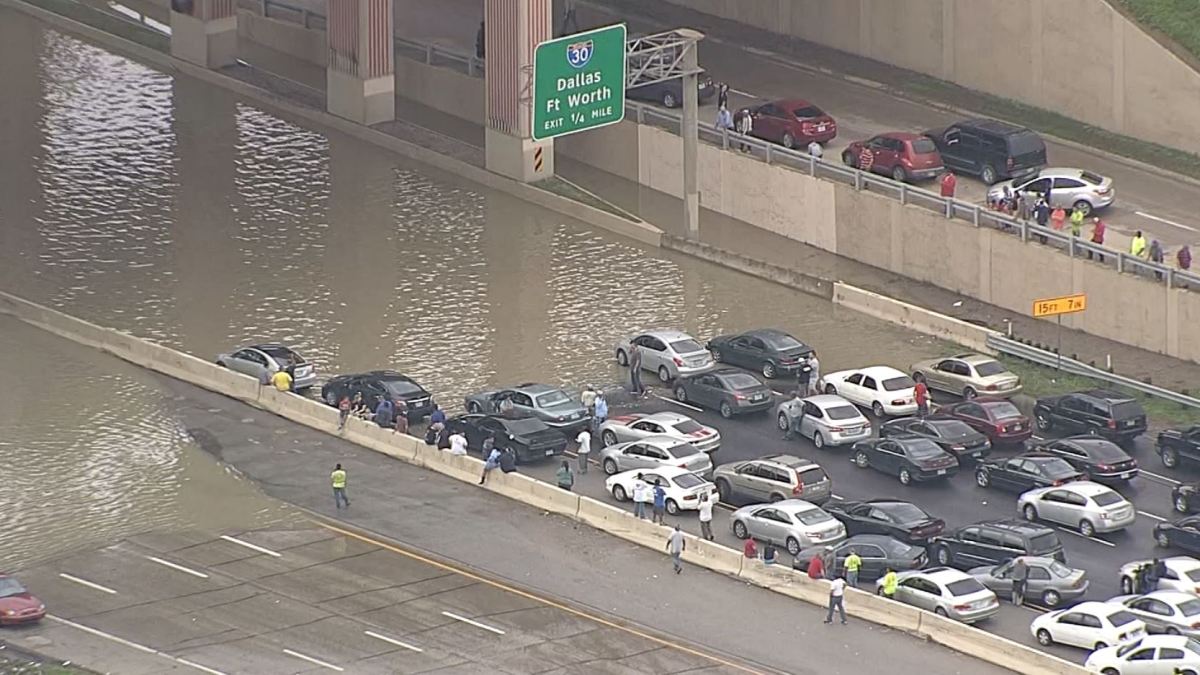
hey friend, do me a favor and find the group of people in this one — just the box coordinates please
[789,546,896,625]
[1128,558,1168,595]
[334,391,414,435]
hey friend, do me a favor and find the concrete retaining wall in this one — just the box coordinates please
[0,289,1090,675]
[394,56,484,125]
[236,9,326,66]
[832,283,999,354]
[658,0,1200,155]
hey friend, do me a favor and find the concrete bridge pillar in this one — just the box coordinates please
[169,0,237,69]
[326,0,395,125]
[484,0,555,183]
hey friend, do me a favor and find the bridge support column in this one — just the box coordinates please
[327,0,395,125]
[484,0,555,183]
[169,0,237,69]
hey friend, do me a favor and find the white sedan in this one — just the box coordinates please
[605,466,718,515]
[1086,635,1200,674]
[1031,601,1147,651]
[598,411,721,454]
[819,366,917,417]
[1120,556,1200,595]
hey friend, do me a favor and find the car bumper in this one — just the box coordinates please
[906,166,944,181]
[517,442,567,462]
[992,428,1033,444]
[1055,581,1090,603]
[1093,512,1137,532]
[691,435,722,453]
[291,372,317,389]
[733,399,773,414]
[801,130,837,144]
[826,426,872,446]
[882,401,919,416]
[675,363,715,377]
[1091,193,1115,210]
[981,384,1023,398]
[950,600,1000,624]
[1090,469,1140,484]
[545,417,590,433]
[0,610,45,625]
[913,467,959,482]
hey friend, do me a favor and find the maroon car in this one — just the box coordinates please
[939,397,1032,446]
[747,98,836,149]
[0,574,45,625]
[842,132,944,183]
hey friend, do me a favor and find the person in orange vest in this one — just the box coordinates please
[1089,217,1106,262]
[939,170,957,198]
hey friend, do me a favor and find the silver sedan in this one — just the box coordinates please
[615,330,714,382]
[775,394,872,448]
[216,343,316,389]
[598,411,721,454]
[1019,481,1137,536]
[1112,592,1200,637]
[910,353,1022,400]
[598,435,713,477]
[729,499,845,556]
[878,567,999,624]
[969,556,1089,608]
[986,167,1115,216]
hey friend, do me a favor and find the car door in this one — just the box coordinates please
[475,417,506,450]
[637,336,666,373]
[733,462,769,501]
[1052,612,1089,648]
[859,375,880,408]
[951,402,989,435]
[1052,177,1087,208]
[1117,646,1161,674]
[1154,648,1194,675]
[510,392,536,418]
[1049,442,1087,473]
[954,130,983,174]
[1175,523,1200,552]
[740,336,768,371]
[955,527,987,565]
[1025,563,1052,600]
[749,507,786,545]
[992,458,1025,491]
[858,543,889,577]
[798,401,824,440]
[232,348,270,379]
[1129,598,1174,632]
[621,443,652,471]
[929,359,962,391]
[896,577,936,610]
[839,373,865,404]
[687,374,716,408]
[751,103,785,142]
[873,440,904,475]
[726,335,753,368]
[1053,396,1086,433]
[489,390,514,414]
[1018,176,1052,203]
[866,506,898,538]
[759,465,794,500]
[938,126,968,168]
[630,419,665,440]
[1034,490,1068,524]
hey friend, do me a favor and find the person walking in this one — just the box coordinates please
[824,575,847,625]
[782,391,805,441]
[271,368,293,392]
[698,492,714,540]
[479,444,502,485]
[666,525,686,574]
[337,394,352,431]
[574,427,591,474]
[628,342,644,396]
[808,353,821,393]
[632,473,650,519]
[939,170,956,199]
[652,480,667,525]
[1180,245,1193,272]
[1011,557,1028,606]
[714,105,733,134]
[1131,230,1148,260]
[844,550,862,587]
[1151,240,1165,279]
[914,378,930,418]
[593,392,608,434]
[556,460,575,492]
[1089,217,1106,262]
[734,107,753,152]
[881,568,898,600]
[807,551,825,581]
[716,81,729,110]
[331,463,350,509]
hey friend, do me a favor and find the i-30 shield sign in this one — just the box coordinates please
[566,39,593,68]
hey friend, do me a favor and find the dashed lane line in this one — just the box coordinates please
[219,534,282,557]
[1056,527,1116,547]
[1136,211,1198,232]
[1138,511,1168,522]
[441,611,506,635]
[146,556,209,579]
[653,393,704,412]
[1141,470,1181,486]
[283,648,344,672]
[364,630,423,652]
[58,573,117,595]
[47,615,228,675]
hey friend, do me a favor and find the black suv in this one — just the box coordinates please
[1033,389,1147,442]
[1158,425,1200,469]
[930,519,1065,569]
[321,370,435,420]
[923,119,1046,185]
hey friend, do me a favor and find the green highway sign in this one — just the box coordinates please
[532,23,626,141]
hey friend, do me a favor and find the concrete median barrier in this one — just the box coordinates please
[686,537,744,577]
[576,497,668,550]
[918,611,1086,675]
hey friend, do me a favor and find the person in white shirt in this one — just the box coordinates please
[824,575,847,625]
[632,473,650,519]
[698,493,714,540]
[808,140,823,159]
[447,432,468,456]
[575,429,591,474]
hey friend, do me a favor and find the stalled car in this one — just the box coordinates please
[628,71,716,109]
[1026,436,1139,484]
[598,435,713,477]
[774,394,871,449]
[974,453,1086,492]
[923,118,1047,184]
[746,98,837,148]
[616,330,713,382]
[1174,483,1200,514]
[879,416,992,463]
[598,412,720,454]
[879,567,999,624]
[321,370,436,420]
[1110,592,1200,638]
[712,455,833,505]
[706,328,813,379]
[988,167,1115,216]
[931,520,1065,568]
[674,368,773,419]
[1120,557,1200,595]
[1031,601,1146,651]
[217,343,317,389]
[820,366,917,418]
[1018,481,1136,537]
[0,574,45,625]
[794,534,927,580]
[606,466,717,515]
[729,499,846,556]
[1155,516,1200,554]
[825,499,945,544]
[842,132,943,183]
[463,383,589,432]
[851,437,959,485]
[1033,390,1148,442]
[1085,635,1200,674]
[443,414,567,463]
[1157,425,1200,470]
[970,556,1089,608]
[910,354,1021,400]
[938,397,1032,446]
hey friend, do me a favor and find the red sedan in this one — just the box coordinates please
[0,574,45,625]
[842,132,944,183]
[746,98,836,149]
[939,398,1033,446]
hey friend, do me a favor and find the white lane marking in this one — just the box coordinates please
[1141,470,1181,486]
[47,616,228,675]
[58,573,117,595]
[283,649,344,672]
[1139,511,1168,522]
[219,534,282,557]
[364,630,424,652]
[1056,527,1116,547]
[729,88,756,98]
[770,389,784,396]
[654,393,703,412]
[441,611,506,635]
[146,556,209,579]
[1136,211,1198,232]
[830,494,844,500]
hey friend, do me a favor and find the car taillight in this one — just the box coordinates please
[1108,419,1117,429]
[985,384,998,390]
[792,483,802,495]
[673,356,684,366]
[951,444,966,451]
[734,393,747,401]
[1191,622,1200,629]
[891,399,905,405]
[801,121,814,131]
[1097,187,1111,195]
[1097,464,1111,471]
[1051,479,1064,486]
[828,426,845,432]
[678,463,689,469]
[995,424,1006,434]
[953,604,971,612]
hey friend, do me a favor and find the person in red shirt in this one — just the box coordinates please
[1089,217,1106,262]
[808,552,825,580]
[743,538,758,561]
[939,170,957,198]
[914,380,929,418]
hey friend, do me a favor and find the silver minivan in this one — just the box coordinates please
[712,455,833,505]
[775,394,872,448]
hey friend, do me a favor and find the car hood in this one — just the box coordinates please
[0,593,42,613]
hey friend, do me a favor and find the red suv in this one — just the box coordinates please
[842,132,944,183]
[746,99,836,149]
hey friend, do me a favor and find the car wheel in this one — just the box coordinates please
[1100,669,1118,675]
[980,164,998,185]
[467,401,482,414]
[975,470,990,488]
[934,607,948,617]
[855,451,869,468]
[813,432,826,449]
[1121,575,1133,594]
[898,468,912,485]
[762,361,777,379]
[666,499,680,515]
[1023,504,1038,522]
[1079,520,1096,537]
[782,132,795,149]
[1094,642,1108,651]
[719,401,734,419]
[777,413,790,432]
[1176,494,1191,513]
[674,386,688,402]
[612,485,628,501]
[1162,448,1180,469]
[602,430,618,446]
[616,349,628,366]
[1035,414,1052,432]
[1042,589,1062,608]
[1166,626,1182,636]
[733,520,749,539]
[786,537,801,557]
[935,545,952,566]
[963,386,978,400]
[769,493,785,503]
[1087,426,1101,437]
[658,366,672,383]
[872,401,885,418]
[712,348,724,363]
[1072,199,1092,216]
[1035,629,1053,646]
[891,165,908,183]
[216,359,227,368]
[715,479,732,503]
[842,150,857,167]
[662,91,677,108]
[603,458,619,475]
[1157,531,1172,547]
[824,383,837,395]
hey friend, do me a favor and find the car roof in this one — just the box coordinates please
[876,131,924,142]
[743,328,792,339]
[805,394,859,409]
[636,411,696,425]
[513,383,559,394]
[1071,388,1136,403]
[952,353,1000,366]
[772,499,822,513]
[971,519,1054,535]
[248,343,294,353]
[846,534,907,546]
[920,415,972,427]
[856,365,907,378]
[759,454,817,469]
[640,435,696,450]
[956,118,1032,136]
[918,566,975,583]
[1056,481,1119,497]
[1142,590,1200,604]
[621,465,696,479]
[638,330,697,342]
[712,368,762,381]
[1066,601,1132,616]
[861,499,921,510]
[365,370,416,381]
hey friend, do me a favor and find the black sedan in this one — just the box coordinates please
[879,416,992,463]
[850,437,959,486]
[793,534,927,580]
[974,453,1087,492]
[443,414,567,463]
[1154,516,1200,553]
[321,370,435,420]
[1027,436,1139,484]
[706,328,813,380]
[825,499,945,544]
[673,368,773,419]
[1173,483,1200,514]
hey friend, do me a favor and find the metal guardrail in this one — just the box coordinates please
[987,334,1200,410]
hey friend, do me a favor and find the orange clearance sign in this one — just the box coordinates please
[1032,293,1087,318]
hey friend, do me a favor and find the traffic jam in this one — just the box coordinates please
[183,329,1200,671]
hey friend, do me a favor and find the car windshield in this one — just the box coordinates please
[1043,561,1074,577]
[882,376,915,391]
[1187,570,1200,583]
[670,339,705,354]
[905,439,945,460]
[984,401,1021,418]
[826,405,861,421]
[931,420,976,439]
[974,361,1007,377]
[1092,491,1124,507]
[946,578,987,596]
[725,374,762,390]
[909,138,937,154]
[763,334,806,350]
[793,105,823,118]
[535,390,571,407]
[1116,639,1144,657]
[1110,401,1144,419]
[793,509,834,526]
[1086,442,1130,461]
[666,443,702,459]
[504,418,547,435]
[1181,599,1200,617]
[1107,610,1138,627]
[1007,131,1044,155]
[885,503,929,524]
[1080,171,1104,185]
[672,419,704,434]
[673,473,707,489]
[1029,532,1061,554]
[0,578,27,598]
[382,379,424,396]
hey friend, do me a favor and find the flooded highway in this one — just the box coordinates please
[0,11,944,563]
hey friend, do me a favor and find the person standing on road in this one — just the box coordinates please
[581,384,597,417]
[808,353,820,393]
[628,342,644,396]
[1151,240,1166,279]
[593,392,608,434]
[633,473,650,519]
[1011,557,1028,606]
[782,391,805,441]
[1050,205,1066,233]
[939,170,956,199]
[652,480,667,525]
[331,463,350,509]
[797,360,813,398]
[479,444,501,485]
[556,460,575,491]
[1179,245,1193,272]
[337,395,352,432]
[271,368,293,392]
[734,107,753,152]
[807,551,825,581]
[1131,230,1149,260]
[1069,206,1085,240]
[716,81,729,110]
[666,525,686,574]
[575,427,591,474]
[1033,197,1051,243]
[698,492,714,540]
[914,379,930,418]
[881,567,898,600]
[1089,217,1106,262]
[714,105,733,134]
[844,551,862,587]
[824,575,847,625]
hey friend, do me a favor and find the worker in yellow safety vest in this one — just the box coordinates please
[1131,230,1149,259]
[881,568,898,599]
[331,463,350,509]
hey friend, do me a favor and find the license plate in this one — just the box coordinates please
[817,124,827,132]
[545,449,554,456]
[752,394,766,402]
[1012,424,1022,431]
[971,451,984,458]
[937,469,947,475]
[1121,471,1135,479]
